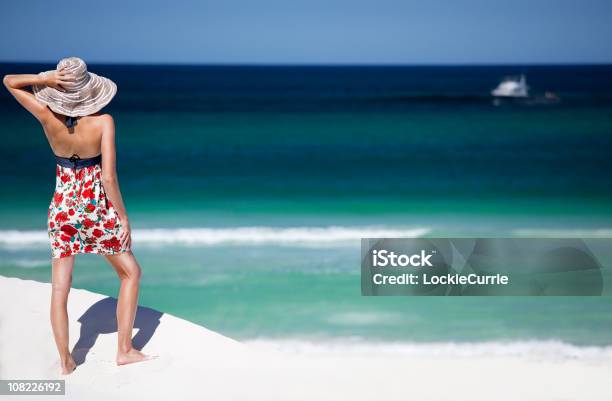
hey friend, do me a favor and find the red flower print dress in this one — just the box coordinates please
[48,163,129,258]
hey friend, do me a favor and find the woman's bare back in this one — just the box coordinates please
[43,110,105,158]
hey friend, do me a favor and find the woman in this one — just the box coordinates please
[3,57,152,374]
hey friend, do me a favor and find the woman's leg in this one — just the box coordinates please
[104,251,151,365]
[51,256,76,374]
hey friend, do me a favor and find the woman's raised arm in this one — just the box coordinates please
[3,67,73,122]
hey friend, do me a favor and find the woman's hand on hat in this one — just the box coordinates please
[44,67,75,92]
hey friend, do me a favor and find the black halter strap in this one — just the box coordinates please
[65,116,79,128]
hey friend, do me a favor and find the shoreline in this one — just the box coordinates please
[245,338,612,362]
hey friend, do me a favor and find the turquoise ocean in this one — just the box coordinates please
[1,64,612,356]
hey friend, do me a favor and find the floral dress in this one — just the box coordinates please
[48,163,129,258]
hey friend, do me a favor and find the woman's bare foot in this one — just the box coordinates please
[116,348,156,366]
[60,356,77,375]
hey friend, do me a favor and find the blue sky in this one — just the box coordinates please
[1,0,611,64]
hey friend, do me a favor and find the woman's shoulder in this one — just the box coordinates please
[89,112,114,121]
[86,113,114,129]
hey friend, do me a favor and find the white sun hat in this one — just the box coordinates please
[33,57,117,117]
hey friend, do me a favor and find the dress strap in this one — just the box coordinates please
[65,116,79,128]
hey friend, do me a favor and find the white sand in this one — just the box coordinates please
[1,275,611,401]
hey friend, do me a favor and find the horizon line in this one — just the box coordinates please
[1,60,611,68]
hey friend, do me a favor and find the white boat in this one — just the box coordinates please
[491,74,529,98]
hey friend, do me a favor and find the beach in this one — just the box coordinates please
[2,275,612,401]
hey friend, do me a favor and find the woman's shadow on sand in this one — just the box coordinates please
[71,297,163,365]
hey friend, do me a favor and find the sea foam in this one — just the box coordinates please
[244,338,612,361]
[0,226,429,247]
